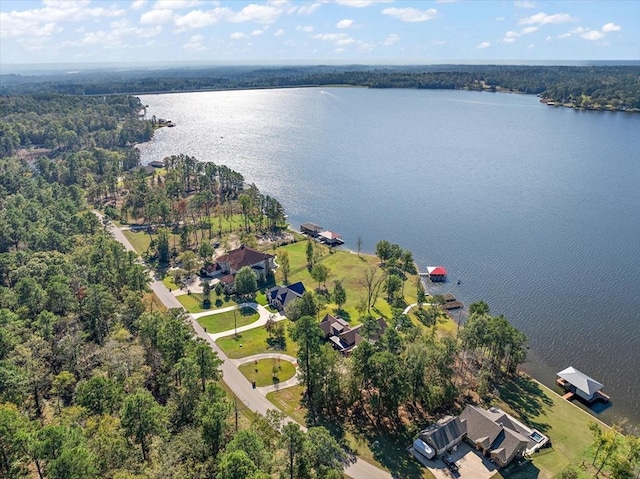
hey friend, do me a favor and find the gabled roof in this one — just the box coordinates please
[427,266,447,276]
[557,366,604,395]
[301,223,323,232]
[419,416,466,451]
[319,230,341,240]
[490,429,529,465]
[459,405,503,450]
[216,245,273,271]
[267,282,306,308]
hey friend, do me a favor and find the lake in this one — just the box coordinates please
[138,87,640,426]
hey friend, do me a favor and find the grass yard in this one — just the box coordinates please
[161,274,180,290]
[266,385,435,479]
[266,385,306,424]
[275,242,421,325]
[123,229,152,254]
[216,320,298,359]
[238,358,296,387]
[197,307,259,334]
[494,374,602,478]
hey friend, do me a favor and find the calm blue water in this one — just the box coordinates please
[138,88,640,426]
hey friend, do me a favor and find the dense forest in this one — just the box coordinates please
[0,95,340,479]
[2,64,639,111]
[2,88,638,478]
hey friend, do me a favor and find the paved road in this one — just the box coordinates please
[103,218,394,479]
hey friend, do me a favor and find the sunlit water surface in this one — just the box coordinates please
[138,87,640,426]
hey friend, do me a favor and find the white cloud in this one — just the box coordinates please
[232,4,283,23]
[313,33,350,41]
[230,32,249,39]
[174,8,229,29]
[296,3,321,15]
[0,2,124,39]
[184,34,206,50]
[514,1,536,8]
[140,8,174,24]
[581,30,605,41]
[477,41,490,49]
[131,0,147,10]
[335,0,391,7]
[336,19,354,28]
[502,25,538,43]
[518,12,575,26]
[601,23,621,33]
[382,7,438,22]
[296,25,314,33]
[251,29,263,36]
[274,29,285,36]
[383,33,400,45]
[152,0,202,10]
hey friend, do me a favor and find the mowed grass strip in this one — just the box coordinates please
[216,320,298,359]
[238,358,296,387]
[266,385,306,425]
[276,241,422,325]
[495,375,599,478]
[122,229,151,254]
[197,307,259,334]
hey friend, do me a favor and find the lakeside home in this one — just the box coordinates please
[413,405,549,469]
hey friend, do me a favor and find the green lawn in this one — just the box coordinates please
[197,307,259,334]
[176,293,237,313]
[123,229,152,254]
[266,385,306,424]
[275,242,421,325]
[238,358,296,387]
[266,385,435,479]
[216,320,298,359]
[161,274,179,290]
[494,374,602,478]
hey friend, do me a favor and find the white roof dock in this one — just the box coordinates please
[557,366,604,396]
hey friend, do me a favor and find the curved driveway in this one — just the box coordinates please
[104,218,394,479]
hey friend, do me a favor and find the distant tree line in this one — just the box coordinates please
[2,64,639,110]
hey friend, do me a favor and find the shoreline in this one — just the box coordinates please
[112,84,638,113]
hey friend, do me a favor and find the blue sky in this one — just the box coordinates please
[1,0,638,65]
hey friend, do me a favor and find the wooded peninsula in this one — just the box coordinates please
[1,85,639,479]
[2,64,639,111]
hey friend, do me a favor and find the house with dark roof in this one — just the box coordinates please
[413,405,547,468]
[267,282,306,311]
[319,314,387,354]
[202,245,275,280]
[418,416,466,458]
[459,405,532,467]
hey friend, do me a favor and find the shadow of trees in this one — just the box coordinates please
[496,374,553,433]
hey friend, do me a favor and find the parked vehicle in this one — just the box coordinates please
[442,455,459,473]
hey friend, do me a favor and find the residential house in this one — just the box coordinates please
[413,405,547,468]
[319,314,387,354]
[417,416,466,458]
[202,245,275,280]
[459,405,530,467]
[267,282,306,311]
